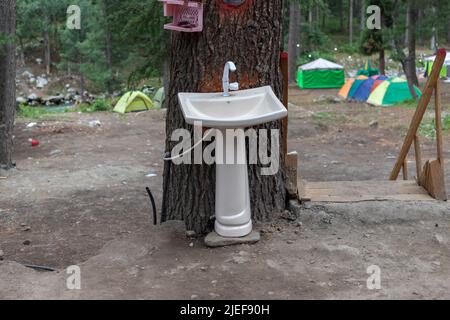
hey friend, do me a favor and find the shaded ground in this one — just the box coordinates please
[1,84,450,299]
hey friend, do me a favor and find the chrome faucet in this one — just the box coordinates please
[222,61,239,97]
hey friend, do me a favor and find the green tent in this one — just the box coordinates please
[113,91,154,114]
[367,77,422,106]
[153,87,165,109]
[356,59,380,77]
[424,52,450,78]
[297,58,345,89]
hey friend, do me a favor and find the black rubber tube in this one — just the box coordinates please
[23,264,56,272]
[146,187,158,225]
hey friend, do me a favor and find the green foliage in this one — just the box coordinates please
[69,99,112,113]
[420,115,450,138]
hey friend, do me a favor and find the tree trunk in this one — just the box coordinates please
[360,0,365,31]
[288,0,300,83]
[308,0,313,29]
[43,28,51,75]
[348,0,353,45]
[0,0,16,169]
[405,0,419,96]
[339,0,345,32]
[379,49,385,75]
[162,57,170,105]
[430,7,436,50]
[102,0,114,93]
[161,0,286,234]
[447,3,450,44]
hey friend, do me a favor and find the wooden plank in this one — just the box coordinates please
[307,194,435,203]
[301,180,435,202]
[420,160,447,201]
[306,180,419,188]
[390,48,447,180]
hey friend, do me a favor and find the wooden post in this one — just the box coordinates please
[435,80,444,165]
[280,52,289,161]
[414,134,422,180]
[403,159,408,180]
[390,49,446,180]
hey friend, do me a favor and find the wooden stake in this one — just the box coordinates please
[390,49,447,180]
[414,134,422,180]
[435,80,444,164]
[280,52,289,161]
[402,159,408,180]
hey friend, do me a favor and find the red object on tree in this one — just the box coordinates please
[30,139,40,147]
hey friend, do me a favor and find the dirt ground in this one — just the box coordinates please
[1,84,449,299]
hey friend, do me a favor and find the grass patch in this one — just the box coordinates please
[312,111,348,125]
[67,98,113,113]
[419,115,450,138]
[17,105,59,119]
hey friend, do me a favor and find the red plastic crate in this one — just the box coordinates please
[160,0,203,32]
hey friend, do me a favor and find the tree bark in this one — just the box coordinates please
[0,0,16,169]
[101,0,114,94]
[339,0,345,32]
[161,0,287,234]
[405,0,419,97]
[348,0,353,45]
[360,0,365,31]
[288,0,300,83]
[43,28,51,75]
[379,49,385,75]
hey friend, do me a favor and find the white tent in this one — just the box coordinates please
[299,58,344,71]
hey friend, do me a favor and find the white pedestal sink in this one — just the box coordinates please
[178,86,287,238]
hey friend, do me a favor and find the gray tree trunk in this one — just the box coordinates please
[161,0,287,234]
[349,0,353,45]
[43,26,51,75]
[0,0,16,169]
[405,0,419,97]
[288,0,301,83]
[360,0,366,31]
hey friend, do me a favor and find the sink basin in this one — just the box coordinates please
[177,86,287,238]
[178,86,287,128]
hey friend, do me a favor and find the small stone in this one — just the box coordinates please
[209,293,220,298]
[280,210,296,222]
[434,234,445,245]
[23,240,31,246]
[296,221,303,228]
[211,280,218,285]
[189,242,194,247]
[190,295,199,300]
[200,266,209,272]
[205,231,260,248]
[286,240,294,244]
[22,226,31,232]
[186,230,196,237]
[369,120,379,129]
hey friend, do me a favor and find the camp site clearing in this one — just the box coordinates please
[1,85,449,299]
